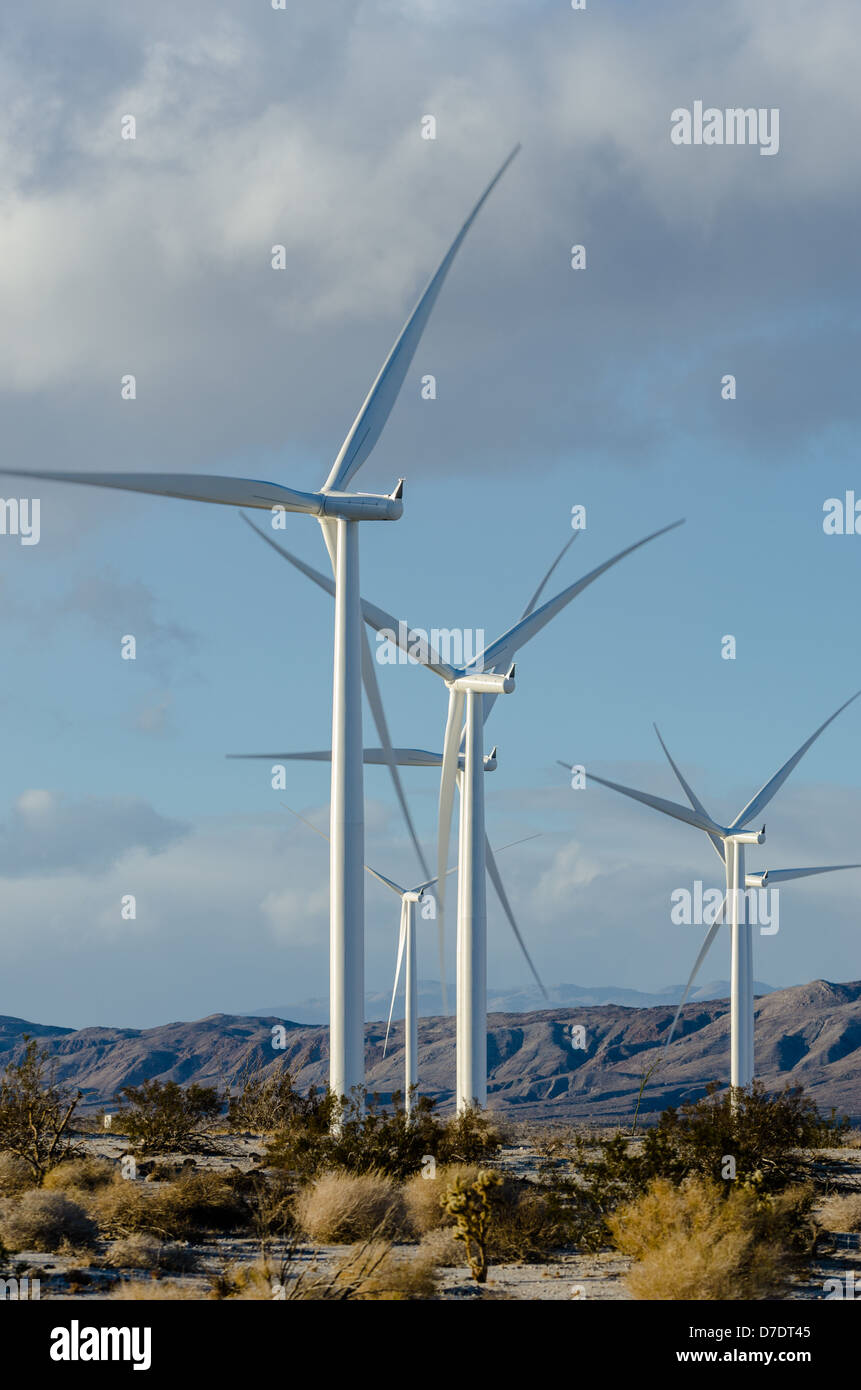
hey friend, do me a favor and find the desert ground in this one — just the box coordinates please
[3,1124,859,1302]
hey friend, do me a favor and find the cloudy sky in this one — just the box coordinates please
[1,0,860,1029]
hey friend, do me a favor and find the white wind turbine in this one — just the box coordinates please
[231,522,580,1014]
[280,803,537,1115]
[236,515,684,1109]
[0,149,520,1103]
[565,690,861,1090]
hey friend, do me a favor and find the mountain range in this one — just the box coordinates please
[1,978,858,1124]
[249,978,778,1025]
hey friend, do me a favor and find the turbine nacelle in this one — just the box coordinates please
[729,826,766,847]
[318,487,404,522]
[449,666,515,696]
[745,871,768,888]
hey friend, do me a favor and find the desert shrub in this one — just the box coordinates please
[817,1192,861,1234]
[0,1151,37,1196]
[487,1179,563,1263]
[243,1171,296,1249]
[267,1090,440,1182]
[0,1190,98,1252]
[90,1180,170,1240]
[294,1170,406,1244]
[571,1083,840,1236]
[110,1280,204,1300]
[437,1107,502,1165]
[419,1226,463,1267]
[115,1079,224,1153]
[227,1061,325,1134]
[654,1083,849,1189]
[43,1157,116,1193]
[608,1175,813,1300]
[265,1085,501,1182]
[332,1239,437,1300]
[93,1171,246,1241]
[108,1233,198,1273]
[0,1039,82,1182]
[442,1169,502,1283]
[402,1164,481,1236]
[212,1239,436,1302]
[155,1172,248,1236]
[146,1159,197,1182]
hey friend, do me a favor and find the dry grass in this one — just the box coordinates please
[90,1179,171,1239]
[91,1171,245,1241]
[0,1190,99,1252]
[0,1151,36,1196]
[294,1170,405,1244]
[331,1239,437,1300]
[43,1157,116,1193]
[210,1239,436,1301]
[402,1164,481,1236]
[107,1233,199,1273]
[109,1279,204,1300]
[608,1176,799,1300]
[419,1226,463,1267]
[817,1192,861,1233]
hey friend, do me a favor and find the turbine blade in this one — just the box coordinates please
[0,470,321,513]
[280,802,406,897]
[410,833,539,896]
[413,864,459,895]
[384,901,409,1056]
[361,626,431,880]
[485,835,548,999]
[653,724,724,865]
[228,748,443,766]
[324,147,520,493]
[664,898,726,1053]
[582,767,725,836]
[240,513,456,680]
[755,864,861,884]
[520,532,580,620]
[436,688,465,1015]
[474,520,684,675]
[731,690,861,830]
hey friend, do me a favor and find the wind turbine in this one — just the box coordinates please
[563,690,861,1090]
[236,515,684,1108]
[0,148,521,1103]
[379,831,541,1116]
[280,800,536,1116]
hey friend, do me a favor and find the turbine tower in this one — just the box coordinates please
[564,691,861,1089]
[280,800,536,1115]
[0,149,520,1103]
[237,516,684,1108]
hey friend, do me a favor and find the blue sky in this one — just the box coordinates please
[0,0,859,1028]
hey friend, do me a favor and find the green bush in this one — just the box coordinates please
[266,1087,500,1182]
[115,1079,223,1153]
[0,1039,82,1182]
[227,1062,328,1134]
